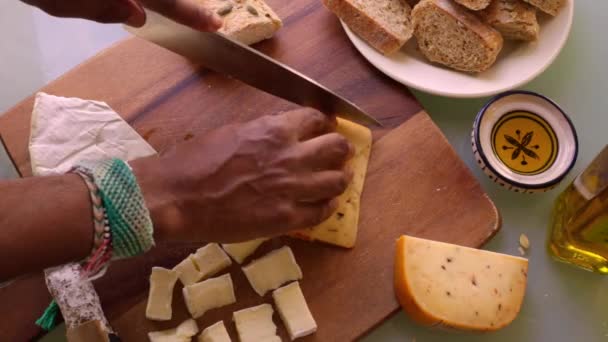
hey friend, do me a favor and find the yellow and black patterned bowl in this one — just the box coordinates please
[472,91,578,193]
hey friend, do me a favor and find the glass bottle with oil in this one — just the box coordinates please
[549,146,608,274]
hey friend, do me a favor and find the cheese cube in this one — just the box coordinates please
[173,254,202,286]
[233,304,280,342]
[198,321,231,342]
[395,235,528,331]
[222,238,268,264]
[148,318,199,342]
[291,118,372,248]
[191,243,232,279]
[183,274,236,319]
[242,246,302,296]
[146,267,179,321]
[272,282,317,340]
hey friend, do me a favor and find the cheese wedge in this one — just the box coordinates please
[191,243,232,278]
[146,267,179,321]
[242,246,303,296]
[222,238,269,264]
[291,118,372,248]
[183,274,236,319]
[198,321,231,342]
[148,319,199,342]
[395,235,528,331]
[273,282,317,340]
[233,304,280,342]
[173,254,202,286]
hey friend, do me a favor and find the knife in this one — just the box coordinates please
[125,11,382,127]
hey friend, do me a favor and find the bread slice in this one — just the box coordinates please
[412,0,504,73]
[200,0,282,45]
[323,0,413,55]
[481,0,539,41]
[454,0,491,11]
[522,0,564,16]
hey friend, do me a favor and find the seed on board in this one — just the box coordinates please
[247,5,259,16]
[217,3,233,16]
[519,234,530,249]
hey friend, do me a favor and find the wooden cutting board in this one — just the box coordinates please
[0,1,500,341]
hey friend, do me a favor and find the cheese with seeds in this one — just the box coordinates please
[273,281,317,340]
[233,304,280,342]
[146,267,179,321]
[198,321,231,342]
[395,235,528,331]
[191,243,232,278]
[174,254,202,286]
[291,118,372,248]
[148,319,199,342]
[222,238,268,264]
[183,274,236,319]
[242,246,302,296]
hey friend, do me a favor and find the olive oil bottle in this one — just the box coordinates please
[549,146,608,274]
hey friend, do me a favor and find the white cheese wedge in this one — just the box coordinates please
[222,238,269,264]
[395,235,528,331]
[242,246,303,296]
[272,282,317,340]
[291,118,372,248]
[146,267,179,321]
[198,321,231,342]
[148,318,199,342]
[174,254,202,286]
[183,273,236,319]
[233,304,280,342]
[191,243,232,279]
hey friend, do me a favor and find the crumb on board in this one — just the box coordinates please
[518,246,526,256]
[519,234,530,249]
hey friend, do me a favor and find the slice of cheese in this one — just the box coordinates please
[233,304,280,342]
[148,318,199,342]
[198,321,231,342]
[272,282,317,340]
[395,235,528,331]
[191,243,232,279]
[242,246,302,296]
[174,254,202,286]
[183,273,236,319]
[146,267,179,321]
[222,238,269,264]
[291,118,372,248]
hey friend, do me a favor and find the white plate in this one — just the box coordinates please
[341,0,574,98]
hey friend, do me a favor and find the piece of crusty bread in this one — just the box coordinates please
[454,0,491,11]
[200,0,282,45]
[412,0,504,73]
[323,0,414,55]
[481,0,539,41]
[522,0,564,16]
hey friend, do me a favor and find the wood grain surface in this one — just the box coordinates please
[0,0,499,341]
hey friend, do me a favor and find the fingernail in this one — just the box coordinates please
[347,142,355,158]
[210,13,224,30]
[345,168,354,182]
[122,0,146,27]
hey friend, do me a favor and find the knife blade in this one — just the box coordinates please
[125,11,382,127]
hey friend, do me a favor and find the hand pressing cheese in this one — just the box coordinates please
[198,321,231,342]
[148,318,199,342]
[273,282,317,340]
[222,238,269,264]
[183,274,237,319]
[291,118,372,248]
[395,235,528,331]
[174,243,232,286]
[233,304,280,342]
[146,267,179,321]
[242,246,302,296]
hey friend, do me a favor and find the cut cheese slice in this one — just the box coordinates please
[148,318,199,342]
[291,118,372,248]
[146,267,179,321]
[233,304,280,342]
[191,243,232,279]
[242,246,302,296]
[183,273,236,319]
[198,321,231,342]
[222,238,269,264]
[272,282,317,340]
[395,235,528,331]
[173,254,202,286]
